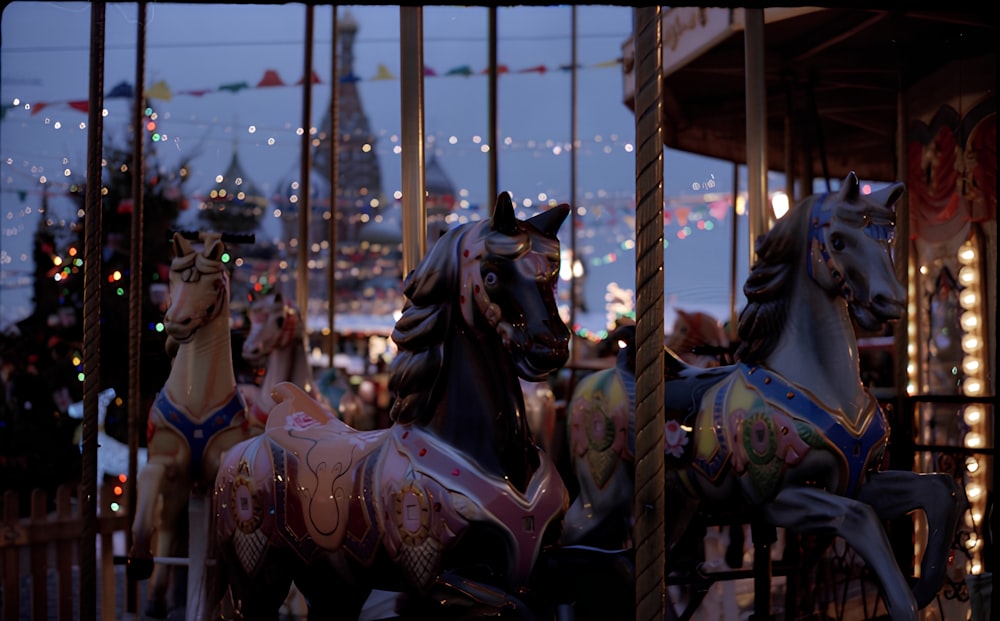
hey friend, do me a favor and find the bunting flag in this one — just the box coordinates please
[12,57,622,115]
[145,80,173,101]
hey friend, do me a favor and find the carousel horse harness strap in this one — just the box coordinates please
[689,363,888,500]
[150,389,249,488]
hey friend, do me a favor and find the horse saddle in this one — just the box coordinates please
[249,382,566,590]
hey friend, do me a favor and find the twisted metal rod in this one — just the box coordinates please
[126,2,146,613]
[632,7,666,621]
[80,4,107,620]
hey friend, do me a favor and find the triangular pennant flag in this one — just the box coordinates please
[445,65,472,77]
[481,65,509,75]
[518,64,547,74]
[145,80,173,101]
[558,63,582,72]
[219,81,250,93]
[423,67,437,77]
[373,64,395,80]
[31,102,48,115]
[708,200,731,220]
[593,58,622,68]
[257,69,285,87]
[676,207,690,227]
[68,101,89,113]
[178,89,213,97]
[340,72,360,84]
[296,70,322,85]
[107,81,134,98]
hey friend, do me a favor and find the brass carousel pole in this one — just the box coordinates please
[632,7,666,621]
[126,1,147,613]
[487,7,498,203]
[568,6,579,366]
[744,10,777,620]
[327,7,339,366]
[400,7,426,274]
[80,4,106,620]
[298,5,315,326]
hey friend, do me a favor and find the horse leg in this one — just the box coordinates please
[563,465,634,547]
[762,485,918,621]
[128,461,165,580]
[146,484,189,618]
[855,470,964,608]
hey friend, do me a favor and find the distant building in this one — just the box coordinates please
[272,9,458,338]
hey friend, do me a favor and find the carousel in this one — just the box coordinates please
[8,5,992,621]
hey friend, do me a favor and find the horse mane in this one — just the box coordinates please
[388,213,541,426]
[735,192,814,364]
[388,223,468,424]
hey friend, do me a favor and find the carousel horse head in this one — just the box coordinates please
[737,171,905,363]
[665,308,731,367]
[163,231,230,345]
[241,290,302,367]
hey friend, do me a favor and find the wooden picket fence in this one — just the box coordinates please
[1,482,130,621]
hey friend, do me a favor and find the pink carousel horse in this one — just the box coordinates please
[564,173,962,620]
[127,232,261,618]
[211,194,633,620]
[240,290,333,425]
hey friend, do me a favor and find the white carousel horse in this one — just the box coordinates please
[240,290,334,425]
[211,193,634,620]
[126,232,261,618]
[69,387,148,482]
[563,173,963,621]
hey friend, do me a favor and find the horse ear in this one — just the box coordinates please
[173,232,193,258]
[274,291,284,304]
[870,181,906,208]
[837,171,861,202]
[491,192,517,235]
[203,236,225,262]
[527,203,570,236]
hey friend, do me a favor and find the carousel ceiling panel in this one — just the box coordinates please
[623,6,996,183]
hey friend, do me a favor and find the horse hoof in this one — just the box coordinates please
[126,556,154,581]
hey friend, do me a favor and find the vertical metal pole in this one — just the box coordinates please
[298,5,315,324]
[633,7,665,621]
[126,2,146,612]
[327,7,339,365]
[745,13,773,617]
[487,7,498,202]
[745,9,769,258]
[728,161,739,340]
[400,7,426,275]
[568,6,579,363]
[81,4,106,620]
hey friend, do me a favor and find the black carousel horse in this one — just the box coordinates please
[211,193,629,620]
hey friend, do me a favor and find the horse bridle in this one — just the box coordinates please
[807,193,895,305]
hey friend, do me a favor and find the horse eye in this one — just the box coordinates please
[484,271,498,287]
[830,234,846,252]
